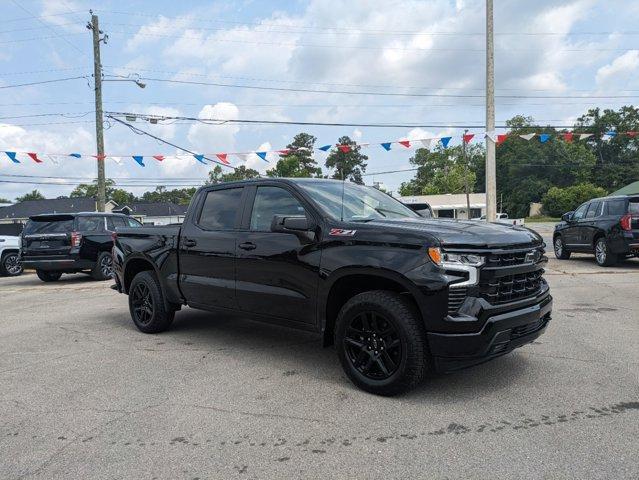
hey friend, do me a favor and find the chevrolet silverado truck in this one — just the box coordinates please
[112,178,552,396]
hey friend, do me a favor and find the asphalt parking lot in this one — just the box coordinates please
[1,225,638,479]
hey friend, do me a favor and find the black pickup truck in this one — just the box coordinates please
[113,178,552,395]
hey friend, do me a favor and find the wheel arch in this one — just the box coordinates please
[319,267,423,347]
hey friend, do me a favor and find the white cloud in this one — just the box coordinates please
[187,102,241,153]
[596,50,639,87]
[244,141,272,174]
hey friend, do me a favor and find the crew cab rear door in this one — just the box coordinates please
[178,186,245,310]
[235,184,320,326]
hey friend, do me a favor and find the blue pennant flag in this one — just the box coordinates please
[5,151,19,163]
[318,145,331,151]
[132,155,145,167]
[380,142,392,151]
[605,130,617,137]
[539,133,551,143]
[256,151,268,161]
[69,153,81,158]
[193,154,206,164]
[440,137,452,148]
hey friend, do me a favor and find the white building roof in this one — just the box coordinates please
[400,193,486,209]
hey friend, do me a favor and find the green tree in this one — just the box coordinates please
[266,132,322,178]
[542,183,607,217]
[399,144,481,196]
[16,190,45,202]
[0,197,11,203]
[207,165,224,184]
[325,136,368,184]
[70,179,136,205]
[140,186,197,205]
[214,165,261,182]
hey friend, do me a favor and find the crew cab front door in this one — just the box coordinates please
[178,186,245,311]
[235,185,320,326]
[564,202,588,249]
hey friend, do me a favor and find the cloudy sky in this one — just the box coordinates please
[1,0,639,201]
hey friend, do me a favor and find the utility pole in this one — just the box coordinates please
[485,0,497,222]
[463,129,471,220]
[89,13,106,212]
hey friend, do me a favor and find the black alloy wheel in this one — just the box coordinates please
[131,281,154,326]
[100,254,113,278]
[343,311,402,380]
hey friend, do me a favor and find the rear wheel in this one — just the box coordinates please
[36,270,62,282]
[0,252,22,276]
[595,237,617,267]
[553,236,571,260]
[128,271,174,333]
[335,290,428,396]
[91,251,114,280]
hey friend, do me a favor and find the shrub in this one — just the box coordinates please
[542,183,607,217]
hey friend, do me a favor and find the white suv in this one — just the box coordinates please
[0,235,22,276]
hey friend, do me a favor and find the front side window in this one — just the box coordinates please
[198,188,243,230]
[250,187,306,231]
[572,203,588,221]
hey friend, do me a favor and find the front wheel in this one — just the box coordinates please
[335,290,428,396]
[128,271,174,333]
[36,270,62,282]
[553,236,571,260]
[595,238,617,267]
[0,252,23,276]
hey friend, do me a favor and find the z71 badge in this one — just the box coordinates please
[329,228,356,236]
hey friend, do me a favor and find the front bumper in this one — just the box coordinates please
[428,293,552,372]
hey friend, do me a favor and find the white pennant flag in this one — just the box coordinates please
[46,154,59,165]
[579,133,593,140]
[485,131,497,143]
[420,138,434,148]
[235,153,251,162]
[519,133,536,141]
[110,156,122,165]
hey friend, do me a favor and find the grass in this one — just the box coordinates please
[525,216,560,223]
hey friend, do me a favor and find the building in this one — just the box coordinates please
[113,202,188,225]
[400,193,486,219]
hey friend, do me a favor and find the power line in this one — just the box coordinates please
[4,10,84,24]
[0,75,88,89]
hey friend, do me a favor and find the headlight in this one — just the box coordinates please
[428,247,485,267]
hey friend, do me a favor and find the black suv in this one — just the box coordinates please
[21,212,142,282]
[553,195,639,266]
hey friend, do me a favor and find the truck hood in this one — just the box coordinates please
[356,218,542,249]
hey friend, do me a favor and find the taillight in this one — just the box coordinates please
[620,214,632,231]
[71,231,82,247]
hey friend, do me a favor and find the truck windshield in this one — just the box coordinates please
[299,181,419,221]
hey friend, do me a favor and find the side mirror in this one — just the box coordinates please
[561,212,574,222]
[271,215,310,233]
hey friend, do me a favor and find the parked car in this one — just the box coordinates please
[0,235,23,277]
[112,178,551,396]
[404,202,434,218]
[21,212,142,282]
[553,195,639,266]
[480,212,509,220]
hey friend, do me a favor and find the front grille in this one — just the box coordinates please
[486,248,542,267]
[479,269,544,305]
[447,287,467,314]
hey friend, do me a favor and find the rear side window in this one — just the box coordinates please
[585,201,601,218]
[628,200,639,215]
[23,219,74,234]
[604,199,626,216]
[77,216,105,232]
[198,188,243,230]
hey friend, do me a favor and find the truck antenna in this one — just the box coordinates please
[340,168,346,222]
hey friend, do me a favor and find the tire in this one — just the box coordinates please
[0,252,23,277]
[128,271,175,333]
[335,290,428,396]
[91,251,114,281]
[595,237,617,267]
[36,270,62,282]
[553,235,571,260]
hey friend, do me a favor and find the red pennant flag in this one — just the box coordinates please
[27,152,43,163]
[398,140,411,148]
[563,133,574,143]
[463,134,475,144]
[153,155,165,161]
[277,149,291,155]
[496,134,508,145]
[216,153,230,164]
[338,145,351,153]
[93,154,106,161]
[626,131,638,137]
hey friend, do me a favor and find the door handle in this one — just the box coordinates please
[183,238,197,247]
[238,242,256,251]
